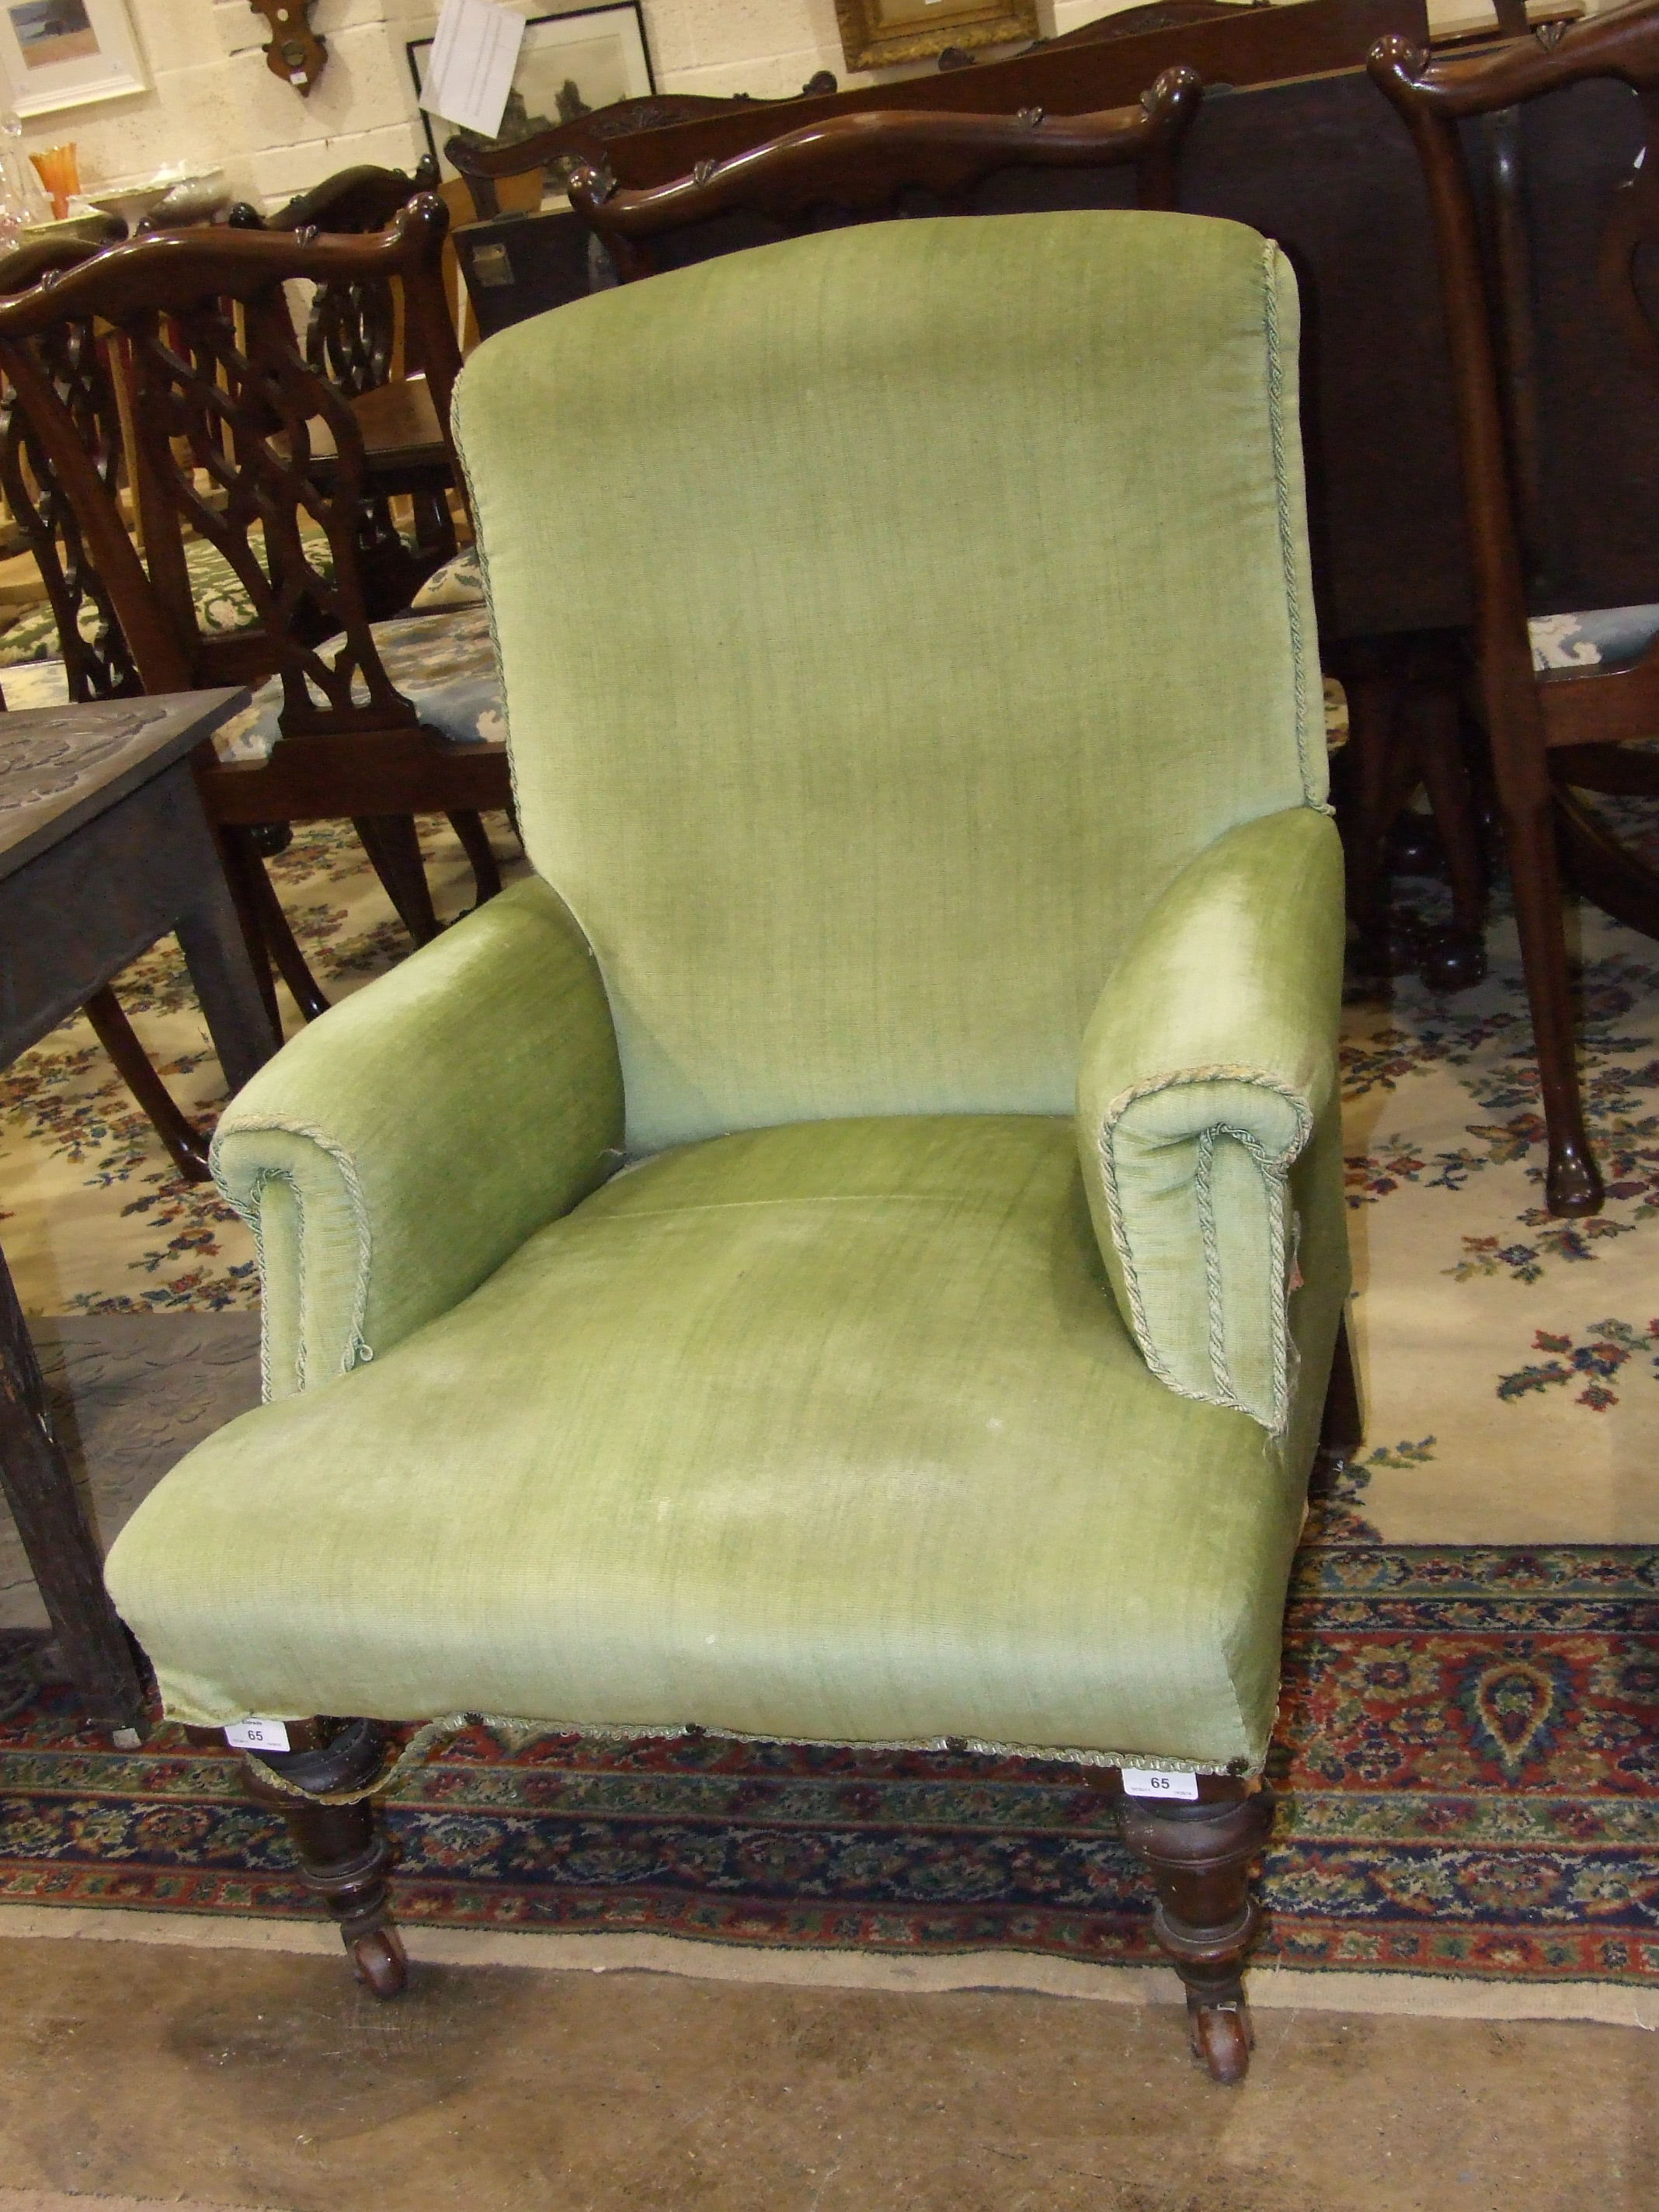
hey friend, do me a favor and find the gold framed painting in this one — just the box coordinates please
[833,0,1041,72]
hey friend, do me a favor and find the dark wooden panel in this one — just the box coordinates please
[600,0,1427,187]
[1181,69,1469,638]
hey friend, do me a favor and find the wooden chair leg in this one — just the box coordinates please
[1489,772,1602,1216]
[1318,1310,1363,1469]
[1553,784,1659,941]
[217,825,329,1024]
[446,809,503,906]
[1118,1783,1276,2085]
[1412,682,1490,990]
[237,1717,406,1997]
[353,814,442,947]
[213,825,282,1038]
[1337,667,1417,976]
[82,986,211,1184]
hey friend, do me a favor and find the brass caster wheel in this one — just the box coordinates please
[1188,1999,1253,2085]
[349,1923,407,1999]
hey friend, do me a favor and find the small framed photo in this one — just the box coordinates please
[833,0,1039,72]
[409,3,655,184]
[0,0,147,118]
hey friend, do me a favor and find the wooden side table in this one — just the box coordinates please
[0,690,280,1741]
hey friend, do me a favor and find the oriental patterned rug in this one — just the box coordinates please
[0,688,1654,1988]
[0,1503,1653,1987]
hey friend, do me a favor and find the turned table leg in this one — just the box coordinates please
[237,1717,407,1997]
[1119,1784,1277,2085]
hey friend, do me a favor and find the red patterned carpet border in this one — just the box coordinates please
[2,1539,1654,1985]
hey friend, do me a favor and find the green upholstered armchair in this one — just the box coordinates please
[105,210,1355,2084]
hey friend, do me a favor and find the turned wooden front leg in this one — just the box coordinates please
[235,1717,407,1997]
[1119,1783,1276,2085]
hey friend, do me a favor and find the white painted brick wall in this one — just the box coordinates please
[6,0,1243,213]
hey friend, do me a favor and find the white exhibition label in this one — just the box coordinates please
[419,0,526,139]
[1121,1767,1201,1800]
[224,1719,292,1753]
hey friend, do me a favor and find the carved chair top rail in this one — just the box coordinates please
[1366,5,1657,409]
[0,200,454,340]
[1368,0,1657,116]
[450,0,1421,210]
[0,235,109,297]
[569,70,1203,240]
[267,155,441,235]
[444,90,830,190]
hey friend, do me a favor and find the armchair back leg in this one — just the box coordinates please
[1115,1782,1277,2085]
[235,1717,407,1998]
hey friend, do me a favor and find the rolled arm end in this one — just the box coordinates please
[1076,809,1345,1431]
[214,875,624,1398]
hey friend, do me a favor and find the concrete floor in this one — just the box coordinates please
[0,1938,1651,2211]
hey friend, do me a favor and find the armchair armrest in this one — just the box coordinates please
[1076,808,1345,1432]
[213,876,624,1400]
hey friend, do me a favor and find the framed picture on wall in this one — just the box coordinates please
[833,0,1039,72]
[0,0,146,117]
[408,3,655,183]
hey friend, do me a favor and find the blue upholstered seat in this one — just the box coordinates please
[212,603,503,764]
[1529,603,1659,675]
[407,544,485,613]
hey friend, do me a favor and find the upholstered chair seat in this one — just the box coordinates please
[211,603,503,763]
[406,544,486,614]
[1529,603,1659,673]
[106,210,1352,2082]
[114,1060,1341,1765]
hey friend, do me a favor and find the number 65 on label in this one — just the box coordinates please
[1122,1766,1200,1800]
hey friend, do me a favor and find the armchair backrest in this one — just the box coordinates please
[454,212,1324,1153]
[0,203,461,723]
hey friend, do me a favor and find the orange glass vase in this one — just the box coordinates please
[28,143,79,223]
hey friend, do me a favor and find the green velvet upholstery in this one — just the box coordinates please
[452,214,1324,1155]
[109,1113,1340,1765]
[211,876,623,1400]
[104,210,1350,1769]
[1078,808,1346,1433]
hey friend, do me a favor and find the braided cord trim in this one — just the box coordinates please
[1261,240,1327,816]
[238,1709,1260,1805]
[211,1117,376,1400]
[1094,1065,1310,1432]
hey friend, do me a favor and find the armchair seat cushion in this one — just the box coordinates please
[210,603,505,764]
[1529,603,1659,674]
[106,1114,1317,1771]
